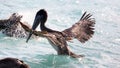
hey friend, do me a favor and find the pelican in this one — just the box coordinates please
[0,57,29,68]
[25,9,95,58]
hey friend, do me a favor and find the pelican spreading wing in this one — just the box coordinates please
[62,12,95,43]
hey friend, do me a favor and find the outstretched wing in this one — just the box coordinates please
[0,20,9,30]
[62,12,95,43]
[0,13,22,30]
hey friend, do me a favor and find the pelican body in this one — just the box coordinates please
[26,9,95,58]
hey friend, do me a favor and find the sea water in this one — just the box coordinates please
[0,0,120,68]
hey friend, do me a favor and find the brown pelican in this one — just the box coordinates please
[0,57,29,68]
[25,9,95,58]
[0,13,36,38]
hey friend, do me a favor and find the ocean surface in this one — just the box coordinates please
[0,0,120,68]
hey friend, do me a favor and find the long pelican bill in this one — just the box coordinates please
[26,31,33,43]
[26,14,43,43]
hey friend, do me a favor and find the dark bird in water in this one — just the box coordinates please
[26,9,95,58]
[0,57,29,68]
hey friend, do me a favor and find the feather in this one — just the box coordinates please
[62,12,95,43]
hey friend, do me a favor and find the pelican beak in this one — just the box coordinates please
[26,31,33,43]
[26,16,42,43]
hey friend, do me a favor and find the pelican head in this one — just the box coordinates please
[26,9,47,42]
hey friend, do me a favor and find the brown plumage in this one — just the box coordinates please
[0,13,36,38]
[62,12,95,43]
[21,23,83,58]
[25,9,95,58]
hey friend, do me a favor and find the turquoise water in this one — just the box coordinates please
[0,0,120,68]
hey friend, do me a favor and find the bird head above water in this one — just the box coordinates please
[26,9,48,42]
[32,9,48,30]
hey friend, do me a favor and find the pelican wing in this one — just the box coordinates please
[0,20,9,30]
[20,22,47,36]
[19,22,31,32]
[0,13,22,30]
[62,12,95,43]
